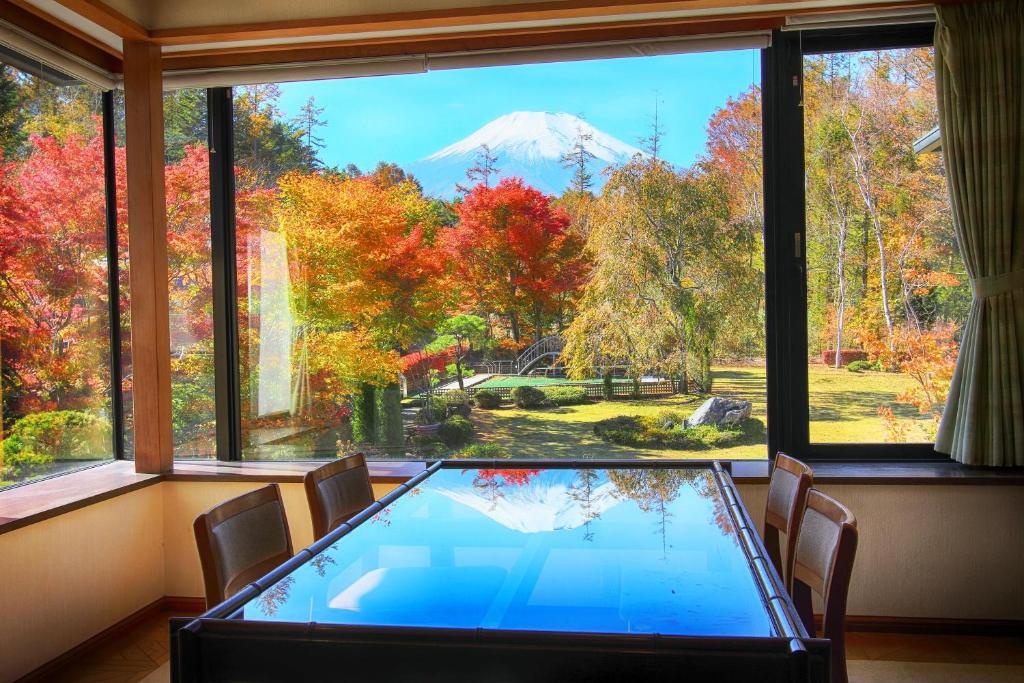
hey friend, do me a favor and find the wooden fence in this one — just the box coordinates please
[425,380,676,402]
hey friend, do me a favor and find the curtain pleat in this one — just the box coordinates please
[934,1,1024,466]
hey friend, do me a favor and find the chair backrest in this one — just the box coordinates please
[304,453,375,541]
[763,452,814,585]
[791,489,858,683]
[193,483,293,608]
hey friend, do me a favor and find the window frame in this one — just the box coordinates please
[766,23,947,463]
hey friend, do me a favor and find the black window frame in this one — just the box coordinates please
[201,23,948,464]
[766,23,946,463]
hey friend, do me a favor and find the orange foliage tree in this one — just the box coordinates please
[443,177,587,343]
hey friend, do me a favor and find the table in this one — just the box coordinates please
[173,462,829,682]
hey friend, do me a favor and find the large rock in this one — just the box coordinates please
[685,397,752,429]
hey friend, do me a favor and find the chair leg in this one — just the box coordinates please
[829,624,848,683]
[792,579,815,635]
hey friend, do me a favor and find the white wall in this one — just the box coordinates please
[737,483,1024,620]
[162,481,398,598]
[0,486,165,682]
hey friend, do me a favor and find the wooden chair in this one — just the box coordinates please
[763,452,814,586]
[791,489,859,683]
[304,453,375,541]
[193,484,293,608]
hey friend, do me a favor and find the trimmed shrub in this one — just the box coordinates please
[453,443,511,459]
[821,349,868,366]
[473,390,503,409]
[593,413,761,450]
[542,386,588,406]
[351,383,377,442]
[416,395,448,424]
[847,359,882,373]
[438,415,474,447]
[2,410,110,468]
[511,385,547,409]
[602,372,614,400]
[445,389,472,417]
[375,383,405,448]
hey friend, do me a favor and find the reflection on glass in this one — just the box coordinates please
[803,48,966,444]
[0,61,114,489]
[242,467,770,637]
[163,88,215,458]
[228,53,768,463]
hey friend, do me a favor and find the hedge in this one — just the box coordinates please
[542,386,588,406]
[473,390,502,409]
[511,385,546,408]
[438,415,474,446]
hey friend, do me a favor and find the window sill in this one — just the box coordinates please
[730,460,1024,485]
[3,458,1021,537]
[0,459,425,537]
[0,461,160,536]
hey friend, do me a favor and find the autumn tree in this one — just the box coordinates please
[443,178,587,343]
[563,158,756,392]
[426,314,490,389]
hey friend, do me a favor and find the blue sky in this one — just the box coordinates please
[276,49,760,171]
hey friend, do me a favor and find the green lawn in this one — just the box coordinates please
[470,364,930,460]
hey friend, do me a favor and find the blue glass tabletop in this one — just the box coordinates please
[240,467,775,637]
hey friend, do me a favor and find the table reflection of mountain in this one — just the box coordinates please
[434,469,622,533]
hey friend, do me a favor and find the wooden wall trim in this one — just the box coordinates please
[123,40,173,475]
[13,596,202,683]
[0,1,122,71]
[148,0,934,47]
[51,0,149,40]
[162,16,779,71]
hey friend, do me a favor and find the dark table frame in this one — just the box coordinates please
[171,460,829,682]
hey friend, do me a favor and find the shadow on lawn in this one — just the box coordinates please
[808,387,920,422]
[470,401,761,460]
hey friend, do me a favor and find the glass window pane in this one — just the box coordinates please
[803,48,967,444]
[234,51,768,462]
[164,88,215,458]
[0,61,114,489]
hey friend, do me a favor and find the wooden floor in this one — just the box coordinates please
[40,612,1024,682]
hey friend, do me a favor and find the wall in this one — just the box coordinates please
[162,481,398,599]
[0,485,165,682]
[737,483,1024,620]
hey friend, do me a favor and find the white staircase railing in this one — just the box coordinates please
[514,336,565,375]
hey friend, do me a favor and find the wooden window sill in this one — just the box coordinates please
[0,462,161,535]
[3,458,1021,537]
[0,460,425,536]
[730,460,1024,485]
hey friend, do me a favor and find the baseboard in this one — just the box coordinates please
[15,596,205,683]
[817,614,1024,636]
[163,595,207,613]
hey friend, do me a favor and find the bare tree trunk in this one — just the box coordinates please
[848,146,895,345]
[508,311,521,343]
[826,176,850,369]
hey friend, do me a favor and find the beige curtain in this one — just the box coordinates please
[934,1,1024,466]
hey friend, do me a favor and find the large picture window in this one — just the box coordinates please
[226,49,769,462]
[0,59,117,488]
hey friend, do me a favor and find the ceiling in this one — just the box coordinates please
[6,0,938,71]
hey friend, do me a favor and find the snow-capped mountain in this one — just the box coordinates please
[432,469,622,534]
[406,111,644,198]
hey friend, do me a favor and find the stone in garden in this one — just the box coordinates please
[685,397,752,429]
